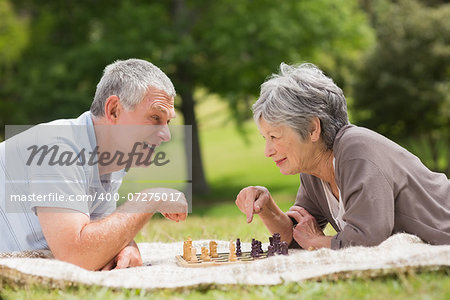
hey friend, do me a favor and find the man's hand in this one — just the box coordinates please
[286,206,330,249]
[235,186,273,223]
[156,188,188,222]
[101,240,142,271]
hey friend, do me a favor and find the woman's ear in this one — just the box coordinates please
[310,117,321,142]
[104,95,121,124]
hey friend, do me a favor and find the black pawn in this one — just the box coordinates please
[267,245,275,257]
[269,236,274,247]
[258,241,263,254]
[236,238,242,256]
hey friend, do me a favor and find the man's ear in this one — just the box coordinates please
[310,117,321,142]
[104,95,121,124]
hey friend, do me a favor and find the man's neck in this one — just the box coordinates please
[91,115,124,176]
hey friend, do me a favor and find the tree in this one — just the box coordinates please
[353,0,450,174]
[0,0,28,126]
[1,0,374,193]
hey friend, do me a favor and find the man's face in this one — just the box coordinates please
[111,87,176,168]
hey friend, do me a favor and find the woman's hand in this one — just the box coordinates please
[235,186,273,223]
[286,206,328,249]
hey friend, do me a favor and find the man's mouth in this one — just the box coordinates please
[143,141,160,149]
[275,158,287,166]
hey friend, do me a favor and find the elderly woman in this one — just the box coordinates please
[235,63,450,250]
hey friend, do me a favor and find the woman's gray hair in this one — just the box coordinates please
[252,63,349,149]
[90,58,176,116]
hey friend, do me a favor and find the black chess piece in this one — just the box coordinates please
[258,241,263,254]
[251,239,260,258]
[250,239,257,258]
[236,238,242,256]
[273,233,281,254]
[280,241,288,255]
[269,236,274,247]
[267,245,275,257]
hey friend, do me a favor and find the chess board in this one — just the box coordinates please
[176,251,269,268]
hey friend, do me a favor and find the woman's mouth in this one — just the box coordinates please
[275,158,287,166]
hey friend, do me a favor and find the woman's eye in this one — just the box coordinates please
[151,115,160,121]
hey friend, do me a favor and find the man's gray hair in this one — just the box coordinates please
[252,63,349,149]
[90,58,176,116]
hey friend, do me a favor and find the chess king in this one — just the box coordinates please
[0,59,188,270]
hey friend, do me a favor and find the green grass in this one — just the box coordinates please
[3,271,450,300]
[1,93,449,299]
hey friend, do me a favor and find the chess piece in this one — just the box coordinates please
[258,241,263,254]
[209,240,218,258]
[190,247,198,262]
[273,233,282,254]
[251,239,260,258]
[267,245,275,257]
[183,237,192,261]
[228,240,237,261]
[269,236,274,247]
[236,238,242,256]
[280,241,288,255]
[200,246,211,261]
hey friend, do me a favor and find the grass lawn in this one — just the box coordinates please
[2,213,450,300]
[1,95,449,299]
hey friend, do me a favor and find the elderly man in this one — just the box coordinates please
[236,63,450,250]
[0,59,188,270]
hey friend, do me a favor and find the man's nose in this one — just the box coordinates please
[159,124,171,142]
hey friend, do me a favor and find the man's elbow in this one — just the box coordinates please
[51,245,108,271]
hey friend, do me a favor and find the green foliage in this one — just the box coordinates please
[0,0,28,65]
[0,0,373,127]
[353,0,450,173]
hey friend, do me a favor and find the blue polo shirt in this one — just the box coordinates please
[0,111,125,251]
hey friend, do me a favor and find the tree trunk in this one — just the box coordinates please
[171,0,209,194]
[178,73,209,195]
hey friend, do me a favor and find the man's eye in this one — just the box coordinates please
[151,115,160,121]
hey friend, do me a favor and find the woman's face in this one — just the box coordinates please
[258,118,315,175]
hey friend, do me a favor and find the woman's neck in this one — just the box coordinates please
[310,149,335,185]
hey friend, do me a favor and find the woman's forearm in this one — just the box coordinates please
[258,199,294,243]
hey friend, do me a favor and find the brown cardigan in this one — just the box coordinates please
[293,125,450,249]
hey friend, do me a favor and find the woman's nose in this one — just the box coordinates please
[264,140,275,157]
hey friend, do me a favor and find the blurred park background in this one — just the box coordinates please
[1,0,450,298]
[1,0,449,211]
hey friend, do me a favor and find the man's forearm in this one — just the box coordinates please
[52,198,158,271]
[258,200,294,244]
[76,210,152,270]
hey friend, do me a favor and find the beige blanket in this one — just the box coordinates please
[1,233,449,289]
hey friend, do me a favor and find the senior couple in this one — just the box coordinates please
[1,58,449,270]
